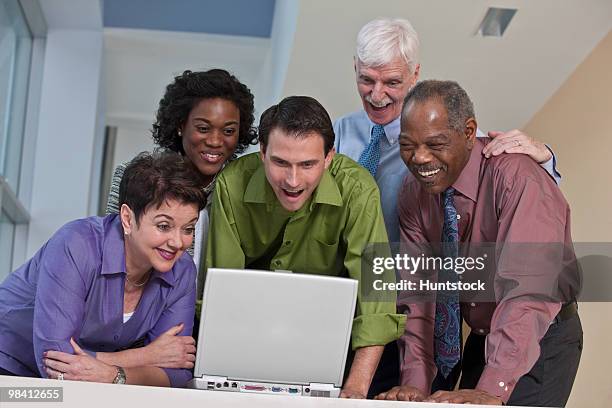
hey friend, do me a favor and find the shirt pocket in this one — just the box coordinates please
[309,235,343,275]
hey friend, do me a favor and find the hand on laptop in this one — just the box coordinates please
[145,323,196,369]
[374,385,426,401]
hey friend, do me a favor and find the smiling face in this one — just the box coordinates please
[355,57,419,125]
[181,98,240,183]
[399,98,476,194]
[121,199,199,276]
[260,128,335,212]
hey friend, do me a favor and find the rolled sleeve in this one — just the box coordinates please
[343,183,405,349]
[351,313,406,349]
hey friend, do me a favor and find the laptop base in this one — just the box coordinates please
[189,376,341,398]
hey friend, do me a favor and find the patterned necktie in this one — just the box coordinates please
[434,187,462,379]
[358,125,384,177]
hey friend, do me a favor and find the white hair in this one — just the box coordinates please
[356,18,420,73]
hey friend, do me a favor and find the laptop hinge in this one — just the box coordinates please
[307,383,341,398]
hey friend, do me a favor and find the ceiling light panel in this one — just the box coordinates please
[477,7,518,37]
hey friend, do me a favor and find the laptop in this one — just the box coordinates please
[189,268,358,398]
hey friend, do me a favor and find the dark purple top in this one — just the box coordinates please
[0,214,196,387]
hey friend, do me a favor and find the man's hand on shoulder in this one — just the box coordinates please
[483,130,552,164]
[425,389,503,405]
[374,385,426,401]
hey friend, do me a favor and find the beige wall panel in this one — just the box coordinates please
[525,30,612,408]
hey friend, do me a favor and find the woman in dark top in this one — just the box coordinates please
[106,69,258,315]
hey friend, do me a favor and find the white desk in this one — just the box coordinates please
[0,376,523,407]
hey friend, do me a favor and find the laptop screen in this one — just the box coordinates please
[194,268,358,387]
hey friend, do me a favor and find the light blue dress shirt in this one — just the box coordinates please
[334,110,561,243]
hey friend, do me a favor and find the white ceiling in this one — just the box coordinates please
[39,0,102,30]
[283,0,612,131]
[104,0,612,135]
[104,28,270,128]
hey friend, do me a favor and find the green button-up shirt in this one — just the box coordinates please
[206,152,405,349]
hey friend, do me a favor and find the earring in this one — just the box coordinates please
[177,130,182,137]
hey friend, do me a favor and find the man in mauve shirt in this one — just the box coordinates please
[377,80,582,406]
[335,18,564,398]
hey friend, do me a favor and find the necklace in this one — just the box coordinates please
[125,272,150,287]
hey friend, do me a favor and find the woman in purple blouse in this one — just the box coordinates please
[0,152,207,387]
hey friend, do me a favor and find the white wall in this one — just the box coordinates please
[26,0,104,255]
[525,31,612,408]
[104,28,270,124]
[281,0,612,130]
[103,28,273,159]
[256,0,300,113]
[112,124,156,170]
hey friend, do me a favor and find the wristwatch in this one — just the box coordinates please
[112,366,126,384]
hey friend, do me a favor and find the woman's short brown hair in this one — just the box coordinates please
[119,151,207,223]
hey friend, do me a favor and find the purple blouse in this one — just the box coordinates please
[0,214,196,387]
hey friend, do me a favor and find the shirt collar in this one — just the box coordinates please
[364,111,400,144]
[101,214,176,287]
[310,169,343,208]
[244,164,276,205]
[451,138,485,202]
[243,159,343,210]
[101,215,127,275]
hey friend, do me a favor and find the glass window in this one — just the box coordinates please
[0,0,33,279]
[0,0,32,193]
[0,208,15,281]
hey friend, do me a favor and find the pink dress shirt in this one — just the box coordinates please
[397,138,578,402]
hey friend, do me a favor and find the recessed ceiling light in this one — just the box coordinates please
[477,7,517,37]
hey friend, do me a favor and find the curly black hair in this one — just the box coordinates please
[152,69,258,156]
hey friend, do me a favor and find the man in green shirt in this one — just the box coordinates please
[207,96,405,399]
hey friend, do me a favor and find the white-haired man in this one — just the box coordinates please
[333,18,561,398]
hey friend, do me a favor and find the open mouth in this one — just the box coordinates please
[200,152,223,164]
[369,101,392,112]
[418,168,441,178]
[282,188,304,200]
[157,248,177,261]
[412,166,445,186]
